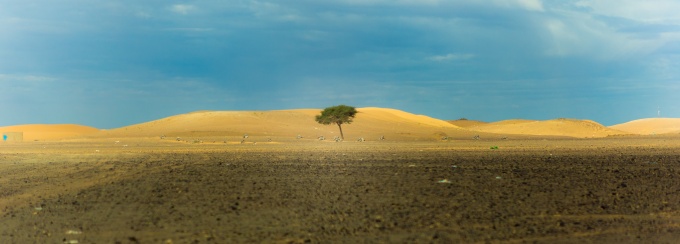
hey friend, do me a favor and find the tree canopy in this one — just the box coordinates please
[315,105,357,140]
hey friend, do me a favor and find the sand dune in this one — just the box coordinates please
[447,119,488,128]
[484,119,537,126]
[89,107,490,141]
[0,124,100,141]
[465,118,628,138]
[610,118,680,135]
[4,108,650,142]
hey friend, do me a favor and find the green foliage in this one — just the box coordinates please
[315,105,357,140]
[315,105,357,125]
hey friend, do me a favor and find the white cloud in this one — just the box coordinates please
[0,74,56,82]
[543,19,580,56]
[247,1,304,22]
[516,0,544,12]
[575,0,680,24]
[429,53,475,62]
[540,7,674,59]
[170,4,195,15]
[337,0,442,6]
[337,0,542,10]
[492,0,544,12]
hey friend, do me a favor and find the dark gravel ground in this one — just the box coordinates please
[2,139,680,243]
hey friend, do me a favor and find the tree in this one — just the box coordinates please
[315,105,358,140]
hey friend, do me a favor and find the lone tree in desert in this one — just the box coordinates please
[315,105,357,140]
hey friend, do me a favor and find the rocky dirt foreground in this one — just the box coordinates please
[1,138,680,243]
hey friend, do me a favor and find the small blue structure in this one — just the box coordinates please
[1,132,23,142]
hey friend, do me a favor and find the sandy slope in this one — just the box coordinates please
[89,107,484,141]
[465,118,628,138]
[0,124,100,141]
[610,118,680,135]
[447,119,488,128]
[612,118,680,135]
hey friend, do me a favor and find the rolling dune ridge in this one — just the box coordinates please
[609,118,680,135]
[3,108,679,141]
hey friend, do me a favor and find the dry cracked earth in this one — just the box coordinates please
[2,138,680,243]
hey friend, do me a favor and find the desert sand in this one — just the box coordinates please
[2,108,675,141]
[0,124,100,141]
[87,107,491,142]
[447,118,488,128]
[462,118,629,138]
[2,108,680,243]
[610,118,680,135]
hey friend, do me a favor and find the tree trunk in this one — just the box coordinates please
[337,123,344,140]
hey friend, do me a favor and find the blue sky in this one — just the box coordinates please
[1,0,679,128]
